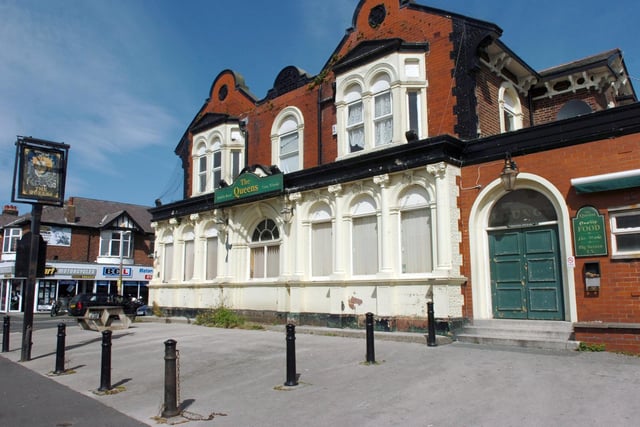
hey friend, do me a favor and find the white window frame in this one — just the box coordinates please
[2,228,21,254]
[399,188,433,274]
[335,53,427,158]
[212,139,222,189]
[191,124,246,197]
[98,230,132,259]
[271,107,304,172]
[372,76,393,146]
[250,219,280,279]
[182,228,195,281]
[205,226,218,280]
[499,83,523,133]
[610,208,640,259]
[351,197,379,276]
[194,142,208,194]
[310,204,333,277]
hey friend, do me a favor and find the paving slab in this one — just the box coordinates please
[1,319,639,426]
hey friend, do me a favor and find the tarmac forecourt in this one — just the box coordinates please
[1,317,639,427]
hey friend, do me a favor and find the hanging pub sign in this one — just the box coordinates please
[214,167,283,206]
[12,136,70,206]
[572,206,608,257]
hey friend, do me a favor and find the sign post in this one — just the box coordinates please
[12,136,69,362]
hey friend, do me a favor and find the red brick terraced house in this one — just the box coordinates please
[148,0,639,352]
[0,198,154,313]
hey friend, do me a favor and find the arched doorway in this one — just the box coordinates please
[488,190,564,320]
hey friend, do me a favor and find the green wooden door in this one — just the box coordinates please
[489,226,564,320]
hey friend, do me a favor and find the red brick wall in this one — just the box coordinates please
[43,227,152,267]
[459,133,640,350]
[475,68,531,137]
[532,88,609,125]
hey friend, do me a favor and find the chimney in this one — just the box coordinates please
[2,205,18,216]
[64,199,76,223]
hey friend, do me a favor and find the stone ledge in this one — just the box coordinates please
[574,322,640,330]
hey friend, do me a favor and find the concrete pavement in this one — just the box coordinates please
[1,316,639,426]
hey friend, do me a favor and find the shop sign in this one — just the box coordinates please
[103,266,132,277]
[214,171,283,205]
[44,266,57,276]
[572,206,607,257]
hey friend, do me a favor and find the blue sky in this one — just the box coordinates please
[1,0,638,212]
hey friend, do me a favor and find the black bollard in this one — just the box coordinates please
[284,324,298,386]
[365,312,375,363]
[2,316,9,353]
[427,301,437,347]
[162,339,180,418]
[98,330,112,392]
[54,323,66,374]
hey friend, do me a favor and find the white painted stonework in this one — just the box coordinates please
[149,163,466,321]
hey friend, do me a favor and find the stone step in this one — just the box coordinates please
[456,319,579,351]
[456,333,580,351]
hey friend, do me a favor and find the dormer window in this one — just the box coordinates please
[335,50,427,158]
[192,123,245,196]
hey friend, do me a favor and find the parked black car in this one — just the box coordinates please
[67,293,143,317]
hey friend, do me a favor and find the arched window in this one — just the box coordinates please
[311,204,332,277]
[489,189,557,227]
[205,225,218,280]
[212,139,222,189]
[195,142,207,193]
[162,235,174,282]
[182,228,195,281]
[278,117,300,172]
[345,85,364,152]
[250,219,280,278]
[351,197,378,275]
[399,188,432,273]
[499,84,523,133]
[272,107,304,173]
[372,74,393,146]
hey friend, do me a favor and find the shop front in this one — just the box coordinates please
[0,261,152,313]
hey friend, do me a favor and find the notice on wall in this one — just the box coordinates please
[572,206,607,257]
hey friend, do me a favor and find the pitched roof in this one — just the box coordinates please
[5,197,154,234]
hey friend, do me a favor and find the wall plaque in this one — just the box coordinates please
[572,206,608,257]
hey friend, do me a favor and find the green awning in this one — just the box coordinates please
[571,169,640,193]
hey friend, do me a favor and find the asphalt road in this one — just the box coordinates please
[0,355,149,427]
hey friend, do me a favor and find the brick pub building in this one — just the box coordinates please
[149,0,639,352]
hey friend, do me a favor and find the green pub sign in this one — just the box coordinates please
[215,172,283,205]
[572,206,607,257]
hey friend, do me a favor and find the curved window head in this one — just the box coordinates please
[250,219,280,278]
[272,107,304,172]
[195,142,207,193]
[499,84,523,133]
[345,85,364,152]
[489,189,557,228]
[372,74,393,146]
[278,117,300,173]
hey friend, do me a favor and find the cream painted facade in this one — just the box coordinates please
[150,162,466,321]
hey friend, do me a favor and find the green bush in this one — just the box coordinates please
[151,301,163,317]
[578,342,606,352]
[195,306,245,329]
